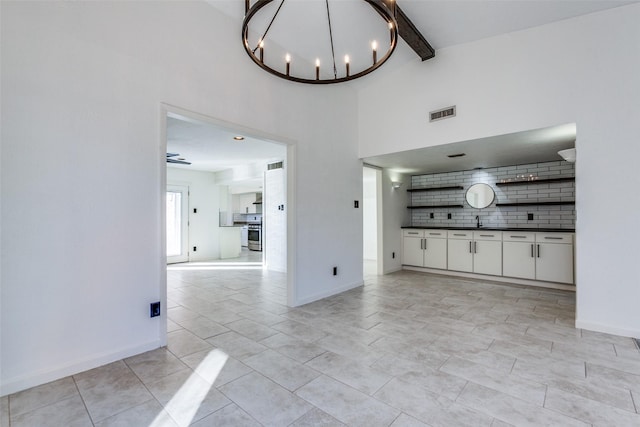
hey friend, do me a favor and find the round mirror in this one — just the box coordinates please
[466,183,495,209]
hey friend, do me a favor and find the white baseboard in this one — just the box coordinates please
[402,266,576,292]
[383,266,403,275]
[294,280,364,307]
[576,319,640,339]
[1,339,162,396]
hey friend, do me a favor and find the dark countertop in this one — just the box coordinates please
[402,226,575,232]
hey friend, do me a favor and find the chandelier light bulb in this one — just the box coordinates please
[285,53,291,63]
[345,55,350,77]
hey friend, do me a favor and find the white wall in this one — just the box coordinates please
[362,168,378,261]
[167,168,220,261]
[380,169,410,275]
[359,5,640,337]
[1,1,361,395]
[265,168,286,272]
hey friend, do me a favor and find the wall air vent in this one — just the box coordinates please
[268,161,284,170]
[429,106,456,122]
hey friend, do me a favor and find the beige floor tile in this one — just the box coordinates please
[389,413,430,427]
[586,362,640,394]
[78,371,153,422]
[74,361,132,391]
[237,308,285,326]
[167,329,212,358]
[220,372,313,426]
[259,332,327,363]
[10,395,92,427]
[205,331,267,360]
[243,349,320,391]
[9,376,78,417]
[374,377,493,427]
[271,319,328,342]
[124,347,189,384]
[305,351,391,395]
[440,356,546,405]
[372,353,467,400]
[189,403,260,427]
[457,382,588,427]
[180,348,253,386]
[544,387,640,425]
[145,369,231,425]
[289,407,346,426]
[174,315,229,339]
[296,375,399,426]
[94,400,179,427]
[225,318,279,341]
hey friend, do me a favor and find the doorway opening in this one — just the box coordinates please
[363,166,383,276]
[166,185,189,264]
[160,105,297,313]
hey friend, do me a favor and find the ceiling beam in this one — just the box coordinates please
[368,0,435,61]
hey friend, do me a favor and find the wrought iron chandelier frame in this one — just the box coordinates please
[242,0,399,84]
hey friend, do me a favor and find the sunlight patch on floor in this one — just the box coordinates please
[150,349,229,427]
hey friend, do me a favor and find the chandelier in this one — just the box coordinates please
[242,0,404,84]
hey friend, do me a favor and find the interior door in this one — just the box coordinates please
[166,185,189,264]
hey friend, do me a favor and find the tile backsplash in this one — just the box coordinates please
[409,161,575,229]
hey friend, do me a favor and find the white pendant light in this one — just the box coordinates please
[558,148,576,163]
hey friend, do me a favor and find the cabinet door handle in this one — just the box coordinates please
[537,244,541,258]
[429,233,441,236]
[511,235,527,239]
[474,241,478,253]
[469,241,473,253]
[531,244,534,258]
[408,232,419,235]
[479,234,494,237]
[544,236,563,240]
[454,233,466,236]
[424,239,427,251]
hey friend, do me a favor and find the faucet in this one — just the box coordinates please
[475,215,482,228]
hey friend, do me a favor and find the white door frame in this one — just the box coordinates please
[363,164,384,276]
[159,104,298,322]
[166,185,189,264]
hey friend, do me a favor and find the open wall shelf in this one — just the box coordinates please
[408,205,464,209]
[495,177,575,187]
[496,201,575,207]
[407,186,464,193]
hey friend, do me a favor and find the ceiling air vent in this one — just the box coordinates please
[268,161,284,170]
[429,106,456,122]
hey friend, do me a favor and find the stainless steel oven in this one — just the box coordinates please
[247,222,262,251]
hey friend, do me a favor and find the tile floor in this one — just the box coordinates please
[3,263,640,426]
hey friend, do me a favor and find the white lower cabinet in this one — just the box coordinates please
[502,232,574,284]
[447,230,502,275]
[403,228,574,285]
[473,231,503,276]
[447,231,473,272]
[402,229,447,269]
[535,233,574,284]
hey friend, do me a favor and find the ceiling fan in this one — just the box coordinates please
[166,153,191,165]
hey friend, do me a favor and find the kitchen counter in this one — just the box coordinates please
[402,226,575,232]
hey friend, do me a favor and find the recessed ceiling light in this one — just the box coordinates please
[447,153,466,158]
[233,136,245,141]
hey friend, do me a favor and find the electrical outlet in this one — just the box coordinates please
[354,200,359,208]
[333,266,337,276]
[193,208,197,213]
[193,246,197,252]
[430,213,434,219]
[392,252,395,259]
[447,213,452,219]
[527,213,534,221]
[150,302,161,318]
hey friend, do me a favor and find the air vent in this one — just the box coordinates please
[429,106,456,122]
[268,161,284,170]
